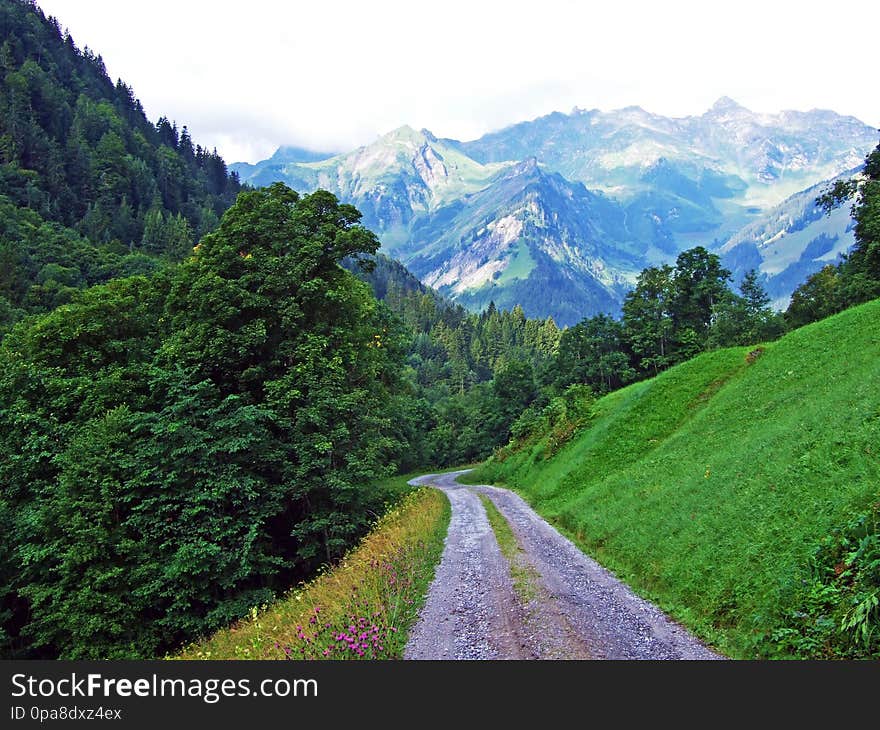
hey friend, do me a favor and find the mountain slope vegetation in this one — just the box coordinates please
[471,299,880,658]
[0,0,244,332]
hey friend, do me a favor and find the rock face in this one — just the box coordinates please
[403,159,642,325]
[233,100,877,322]
[234,126,508,239]
[464,97,873,192]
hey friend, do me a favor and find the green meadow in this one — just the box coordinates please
[470,299,880,658]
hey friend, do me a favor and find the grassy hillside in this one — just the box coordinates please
[178,483,450,660]
[470,299,880,658]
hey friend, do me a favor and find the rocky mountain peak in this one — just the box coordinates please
[268,144,336,164]
[503,156,541,179]
[374,125,449,152]
[708,96,747,114]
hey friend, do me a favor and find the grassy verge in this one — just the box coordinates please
[478,493,539,604]
[470,299,880,658]
[420,463,482,476]
[177,487,450,660]
[457,470,489,485]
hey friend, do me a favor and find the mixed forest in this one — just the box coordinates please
[0,0,878,659]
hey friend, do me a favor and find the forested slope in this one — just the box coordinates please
[0,0,244,332]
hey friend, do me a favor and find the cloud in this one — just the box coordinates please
[37,0,880,163]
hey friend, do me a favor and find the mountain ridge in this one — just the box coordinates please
[401,157,643,324]
[232,99,877,323]
[720,166,861,306]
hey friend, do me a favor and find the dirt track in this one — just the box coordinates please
[404,470,721,660]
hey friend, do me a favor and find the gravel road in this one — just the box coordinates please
[404,470,722,660]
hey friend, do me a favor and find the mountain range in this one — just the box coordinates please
[232,99,877,325]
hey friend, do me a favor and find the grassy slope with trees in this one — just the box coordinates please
[470,299,880,658]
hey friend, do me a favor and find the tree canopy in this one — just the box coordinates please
[788,139,880,325]
[0,184,407,658]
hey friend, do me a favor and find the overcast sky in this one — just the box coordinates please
[36,0,880,164]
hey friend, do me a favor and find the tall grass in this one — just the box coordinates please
[472,299,880,658]
[178,486,450,660]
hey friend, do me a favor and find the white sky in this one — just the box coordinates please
[36,0,880,164]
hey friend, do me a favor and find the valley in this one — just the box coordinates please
[2,0,879,664]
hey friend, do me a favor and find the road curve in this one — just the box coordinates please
[404,470,722,660]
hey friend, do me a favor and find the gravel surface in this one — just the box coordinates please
[403,477,529,659]
[405,470,722,661]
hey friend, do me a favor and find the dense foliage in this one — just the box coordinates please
[0,184,408,658]
[773,505,880,658]
[354,255,563,467]
[0,197,163,333]
[0,0,243,332]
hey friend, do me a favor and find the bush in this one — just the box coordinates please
[770,504,880,658]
